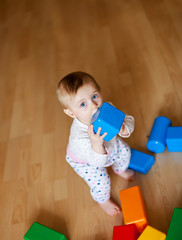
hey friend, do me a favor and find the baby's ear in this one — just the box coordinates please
[63,108,75,119]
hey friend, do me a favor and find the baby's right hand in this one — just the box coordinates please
[88,125,107,154]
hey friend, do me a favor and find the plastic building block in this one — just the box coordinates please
[24,222,67,240]
[91,102,125,141]
[166,208,182,240]
[113,224,140,240]
[129,149,155,174]
[119,186,148,233]
[166,127,182,152]
[138,225,166,240]
[147,116,171,153]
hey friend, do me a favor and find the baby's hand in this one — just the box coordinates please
[88,125,107,143]
[88,125,107,154]
[119,122,129,136]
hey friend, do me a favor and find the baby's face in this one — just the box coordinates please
[66,84,103,125]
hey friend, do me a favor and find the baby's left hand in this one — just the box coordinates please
[119,123,129,136]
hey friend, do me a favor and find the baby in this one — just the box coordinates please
[56,71,135,216]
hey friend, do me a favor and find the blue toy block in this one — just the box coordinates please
[166,127,182,152]
[147,116,171,153]
[166,208,182,240]
[129,149,155,174]
[91,102,125,142]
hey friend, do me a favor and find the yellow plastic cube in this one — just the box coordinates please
[138,226,166,240]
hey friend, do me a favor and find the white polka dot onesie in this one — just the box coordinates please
[66,115,135,203]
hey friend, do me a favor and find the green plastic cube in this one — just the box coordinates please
[24,222,67,240]
[166,208,182,240]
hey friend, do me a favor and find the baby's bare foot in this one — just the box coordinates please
[99,199,121,216]
[119,169,135,181]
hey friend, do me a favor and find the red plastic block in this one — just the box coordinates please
[113,224,140,240]
[120,186,148,233]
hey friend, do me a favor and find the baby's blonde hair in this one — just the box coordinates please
[56,71,101,108]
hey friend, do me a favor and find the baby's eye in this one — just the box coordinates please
[80,102,86,108]
[92,94,98,100]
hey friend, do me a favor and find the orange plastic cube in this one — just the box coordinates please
[120,186,148,232]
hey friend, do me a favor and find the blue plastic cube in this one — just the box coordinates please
[166,127,182,152]
[129,149,155,174]
[91,102,125,141]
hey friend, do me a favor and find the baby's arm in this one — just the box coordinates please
[71,133,108,167]
[119,115,135,138]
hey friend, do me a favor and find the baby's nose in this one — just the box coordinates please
[91,102,98,112]
[91,101,98,108]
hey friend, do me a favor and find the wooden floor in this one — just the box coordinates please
[0,0,182,239]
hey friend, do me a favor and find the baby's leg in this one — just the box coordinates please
[88,167,120,216]
[66,156,120,216]
[112,140,135,181]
